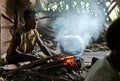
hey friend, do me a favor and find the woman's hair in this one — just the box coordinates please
[106,18,120,50]
[23,9,36,20]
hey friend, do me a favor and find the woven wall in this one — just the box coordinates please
[0,0,14,54]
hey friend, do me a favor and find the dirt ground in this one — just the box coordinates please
[82,42,110,65]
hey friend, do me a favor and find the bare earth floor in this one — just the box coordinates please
[82,51,110,65]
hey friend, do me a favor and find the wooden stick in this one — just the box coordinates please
[2,55,57,77]
[39,64,67,71]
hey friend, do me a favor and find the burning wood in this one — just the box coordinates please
[59,55,78,70]
[2,54,85,81]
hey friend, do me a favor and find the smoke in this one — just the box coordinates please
[51,0,106,56]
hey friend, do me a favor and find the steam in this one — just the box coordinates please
[51,0,106,56]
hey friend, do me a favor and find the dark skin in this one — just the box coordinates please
[6,16,53,64]
[107,43,120,72]
[24,17,52,56]
[106,18,120,72]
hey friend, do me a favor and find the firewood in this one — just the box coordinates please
[2,55,57,77]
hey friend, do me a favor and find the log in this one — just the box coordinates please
[2,55,57,77]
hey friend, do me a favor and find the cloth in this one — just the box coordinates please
[85,57,120,81]
[6,27,39,63]
[16,27,39,53]
[7,26,39,54]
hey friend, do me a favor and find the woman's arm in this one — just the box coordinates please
[36,37,53,56]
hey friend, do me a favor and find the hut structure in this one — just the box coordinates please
[0,0,120,55]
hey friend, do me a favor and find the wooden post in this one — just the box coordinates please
[14,0,20,30]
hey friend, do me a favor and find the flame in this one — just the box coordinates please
[57,55,78,70]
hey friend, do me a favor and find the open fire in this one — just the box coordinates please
[2,54,83,77]
[57,55,79,70]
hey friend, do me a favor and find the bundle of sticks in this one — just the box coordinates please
[2,54,84,81]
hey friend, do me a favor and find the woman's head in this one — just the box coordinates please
[106,18,120,51]
[23,9,37,29]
